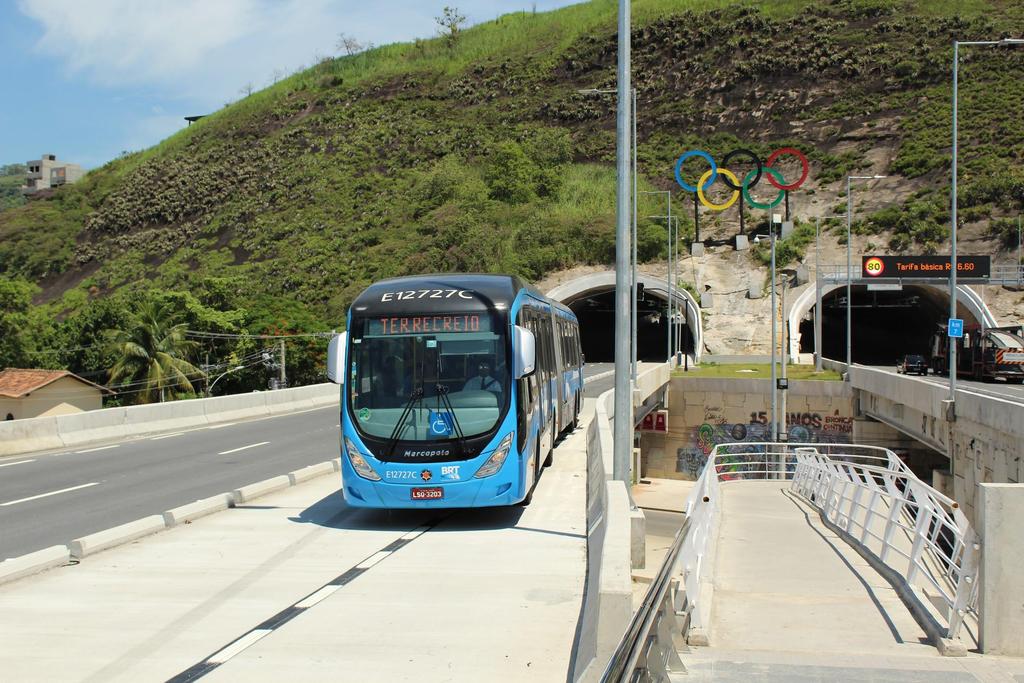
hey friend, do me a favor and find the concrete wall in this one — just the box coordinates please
[978,483,1024,655]
[0,377,103,420]
[574,363,668,682]
[639,376,853,480]
[849,366,1024,523]
[0,383,340,457]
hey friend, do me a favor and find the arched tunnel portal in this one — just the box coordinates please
[790,283,996,365]
[547,273,702,364]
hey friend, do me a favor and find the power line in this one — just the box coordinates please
[185,330,335,340]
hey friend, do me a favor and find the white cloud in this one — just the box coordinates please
[19,0,375,106]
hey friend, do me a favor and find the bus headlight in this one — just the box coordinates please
[474,433,513,479]
[346,438,381,481]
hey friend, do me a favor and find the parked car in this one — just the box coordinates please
[896,354,928,375]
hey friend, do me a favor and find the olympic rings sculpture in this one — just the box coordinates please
[674,147,809,211]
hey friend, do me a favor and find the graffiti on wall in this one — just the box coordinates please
[675,406,853,477]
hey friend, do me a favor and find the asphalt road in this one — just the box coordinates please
[866,364,1024,403]
[0,365,618,560]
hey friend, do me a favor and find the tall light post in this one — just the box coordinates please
[950,38,1023,402]
[207,365,244,397]
[814,214,847,372]
[846,175,886,374]
[640,191,672,373]
[753,229,778,442]
[612,0,631,483]
[647,212,677,362]
[578,85,638,383]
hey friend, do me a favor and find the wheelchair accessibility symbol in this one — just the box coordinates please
[429,410,454,436]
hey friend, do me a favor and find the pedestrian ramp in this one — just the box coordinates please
[599,443,1024,682]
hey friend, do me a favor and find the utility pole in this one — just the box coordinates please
[612,0,632,483]
[279,339,287,389]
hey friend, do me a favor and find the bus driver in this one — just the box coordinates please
[463,362,501,395]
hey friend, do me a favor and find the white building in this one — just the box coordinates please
[22,154,84,194]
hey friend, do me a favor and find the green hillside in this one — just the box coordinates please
[0,164,26,212]
[1,0,1022,395]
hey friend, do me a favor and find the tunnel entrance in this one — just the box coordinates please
[567,289,695,363]
[802,286,966,365]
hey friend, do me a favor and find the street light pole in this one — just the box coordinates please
[632,88,638,384]
[950,38,1023,402]
[208,365,244,397]
[612,0,632,483]
[770,228,778,442]
[846,175,886,375]
[814,214,848,372]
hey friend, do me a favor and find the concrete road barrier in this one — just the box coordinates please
[56,408,128,449]
[122,401,208,438]
[232,475,291,504]
[0,545,70,586]
[288,462,335,486]
[69,515,167,559]
[0,416,65,457]
[163,493,234,527]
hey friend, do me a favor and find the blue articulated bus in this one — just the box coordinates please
[327,274,584,508]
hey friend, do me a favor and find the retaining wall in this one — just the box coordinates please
[0,384,339,457]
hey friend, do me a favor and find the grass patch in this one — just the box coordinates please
[678,363,842,380]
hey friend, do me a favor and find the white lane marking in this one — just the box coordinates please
[399,525,432,541]
[207,629,272,664]
[217,441,270,455]
[150,432,185,440]
[1,482,100,507]
[207,422,238,430]
[75,445,119,453]
[0,459,36,468]
[295,585,341,609]
[355,550,392,570]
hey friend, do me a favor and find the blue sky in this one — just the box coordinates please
[1,1,580,169]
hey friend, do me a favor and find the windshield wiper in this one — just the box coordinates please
[435,384,467,455]
[387,387,424,457]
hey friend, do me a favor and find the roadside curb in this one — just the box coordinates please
[587,370,615,383]
[163,493,235,527]
[0,458,341,586]
[232,475,291,504]
[0,545,70,586]
[70,515,167,559]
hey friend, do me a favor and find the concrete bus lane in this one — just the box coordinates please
[0,399,595,682]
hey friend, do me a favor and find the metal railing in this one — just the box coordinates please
[601,442,976,682]
[791,449,979,639]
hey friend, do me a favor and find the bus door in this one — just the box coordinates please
[551,310,567,432]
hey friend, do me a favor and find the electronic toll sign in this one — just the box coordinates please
[861,255,990,279]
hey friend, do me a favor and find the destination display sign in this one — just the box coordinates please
[861,255,990,279]
[368,314,490,336]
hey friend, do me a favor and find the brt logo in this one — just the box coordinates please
[864,257,885,277]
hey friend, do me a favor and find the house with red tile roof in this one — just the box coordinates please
[0,369,113,421]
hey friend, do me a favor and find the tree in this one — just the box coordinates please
[106,300,202,403]
[239,82,254,97]
[435,6,467,49]
[0,278,37,370]
[336,32,365,55]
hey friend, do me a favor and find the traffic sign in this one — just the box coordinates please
[948,319,964,338]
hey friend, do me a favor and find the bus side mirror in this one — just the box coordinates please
[513,325,536,378]
[327,332,347,384]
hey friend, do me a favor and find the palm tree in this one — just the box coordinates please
[106,301,202,403]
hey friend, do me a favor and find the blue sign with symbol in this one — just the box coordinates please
[948,318,964,338]
[428,410,454,436]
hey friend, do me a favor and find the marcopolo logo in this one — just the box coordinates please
[863,257,885,277]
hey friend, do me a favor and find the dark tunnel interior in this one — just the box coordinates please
[798,286,967,365]
[567,289,695,363]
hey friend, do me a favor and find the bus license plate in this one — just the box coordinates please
[411,487,443,500]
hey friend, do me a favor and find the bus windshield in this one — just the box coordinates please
[348,313,509,443]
